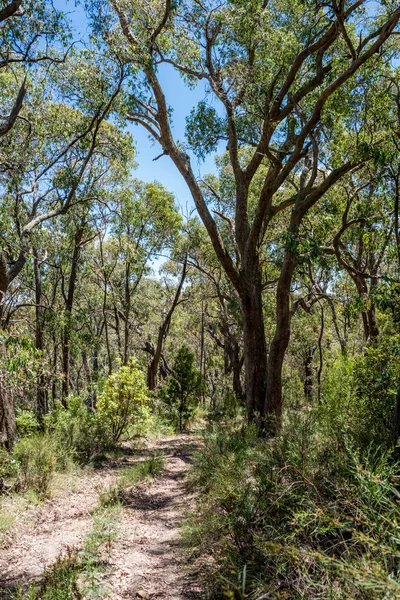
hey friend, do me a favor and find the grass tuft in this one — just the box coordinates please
[97,453,164,509]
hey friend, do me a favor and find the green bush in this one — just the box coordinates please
[318,355,356,444]
[15,410,40,437]
[185,420,400,599]
[160,345,204,431]
[0,446,20,483]
[13,434,56,497]
[352,334,400,447]
[46,395,108,465]
[319,335,400,450]
[96,358,149,442]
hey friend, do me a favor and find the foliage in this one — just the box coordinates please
[96,358,149,442]
[185,420,400,599]
[15,410,40,437]
[353,334,400,447]
[318,335,400,449]
[0,446,19,480]
[45,395,108,465]
[160,345,204,431]
[13,434,57,497]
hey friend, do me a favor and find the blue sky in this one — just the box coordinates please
[54,0,219,215]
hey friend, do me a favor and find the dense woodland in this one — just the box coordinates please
[1,0,400,598]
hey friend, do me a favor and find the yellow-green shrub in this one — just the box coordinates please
[97,358,149,442]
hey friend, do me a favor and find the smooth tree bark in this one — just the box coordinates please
[100,0,400,429]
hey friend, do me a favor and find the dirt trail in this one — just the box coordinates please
[0,434,202,599]
[106,435,201,599]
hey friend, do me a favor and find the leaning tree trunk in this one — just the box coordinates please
[147,259,187,391]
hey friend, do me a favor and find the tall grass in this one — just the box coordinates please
[184,416,400,599]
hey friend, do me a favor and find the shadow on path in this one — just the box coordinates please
[0,433,203,600]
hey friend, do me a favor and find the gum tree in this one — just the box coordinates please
[0,50,127,446]
[89,0,400,430]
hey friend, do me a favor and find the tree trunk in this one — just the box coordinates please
[231,342,244,402]
[61,223,84,404]
[304,345,317,402]
[0,368,16,450]
[0,254,16,448]
[123,261,131,365]
[266,249,297,429]
[354,277,379,341]
[240,260,268,421]
[147,259,187,390]
[33,249,47,418]
[391,389,400,446]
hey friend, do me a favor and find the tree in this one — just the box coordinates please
[0,50,129,446]
[93,179,181,367]
[0,0,68,138]
[89,0,400,431]
[161,345,204,431]
[146,257,188,391]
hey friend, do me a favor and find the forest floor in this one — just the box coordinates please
[0,434,203,600]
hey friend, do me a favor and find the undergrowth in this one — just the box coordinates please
[184,416,400,599]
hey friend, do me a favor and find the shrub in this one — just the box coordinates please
[46,395,107,465]
[160,345,204,431]
[352,334,400,447]
[15,410,40,437]
[185,420,400,599]
[0,446,19,481]
[96,358,149,442]
[13,434,56,497]
[319,335,400,450]
[317,355,356,444]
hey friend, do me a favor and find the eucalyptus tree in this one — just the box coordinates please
[88,0,400,430]
[0,0,68,137]
[322,173,394,341]
[0,50,129,446]
[94,179,181,368]
[186,219,244,400]
[146,257,188,390]
[0,51,129,306]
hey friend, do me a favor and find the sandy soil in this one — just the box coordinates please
[0,434,203,599]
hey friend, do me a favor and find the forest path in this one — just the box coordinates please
[0,434,202,599]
